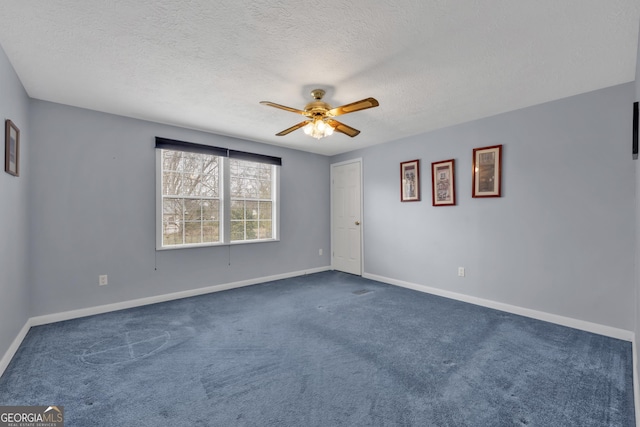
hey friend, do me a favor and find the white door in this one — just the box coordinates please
[331,160,362,275]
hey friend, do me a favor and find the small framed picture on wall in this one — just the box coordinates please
[431,159,456,206]
[5,119,19,177]
[400,159,420,202]
[472,144,502,198]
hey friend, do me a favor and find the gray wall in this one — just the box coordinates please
[28,100,331,316]
[333,83,636,331]
[0,45,30,356]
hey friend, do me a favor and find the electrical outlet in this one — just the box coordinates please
[99,275,108,286]
[319,248,323,256]
[458,267,465,277]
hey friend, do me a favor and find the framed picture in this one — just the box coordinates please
[5,120,19,177]
[472,144,502,197]
[400,159,420,202]
[431,159,456,206]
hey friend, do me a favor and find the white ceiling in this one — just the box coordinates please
[0,1,639,156]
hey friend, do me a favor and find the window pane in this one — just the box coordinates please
[259,221,272,239]
[163,197,183,216]
[236,179,246,198]
[230,179,240,198]
[163,198,183,246]
[231,200,245,220]
[162,172,182,195]
[163,231,182,246]
[248,179,259,198]
[202,157,218,175]
[230,161,239,176]
[233,178,256,198]
[245,201,258,220]
[231,221,244,241]
[199,169,218,197]
[202,221,219,243]
[259,181,271,199]
[163,200,183,233]
[181,175,200,196]
[184,221,202,244]
[202,200,219,221]
[240,166,255,178]
[245,221,258,240]
[231,160,264,199]
[258,164,272,180]
[163,220,183,245]
[163,150,183,172]
[259,201,272,220]
[163,215,181,231]
[184,199,203,221]
[182,153,200,173]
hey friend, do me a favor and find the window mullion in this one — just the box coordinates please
[244,200,248,241]
[181,198,186,245]
[273,165,279,240]
[222,157,231,244]
[200,199,204,243]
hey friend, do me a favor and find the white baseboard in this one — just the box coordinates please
[1,266,330,378]
[0,320,31,379]
[363,272,634,342]
[30,266,330,326]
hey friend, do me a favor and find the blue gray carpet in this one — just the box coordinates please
[0,271,635,426]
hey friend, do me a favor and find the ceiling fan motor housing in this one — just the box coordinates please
[305,101,332,118]
[305,89,332,118]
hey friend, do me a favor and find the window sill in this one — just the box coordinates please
[156,238,280,251]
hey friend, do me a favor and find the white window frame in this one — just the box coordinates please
[156,149,280,250]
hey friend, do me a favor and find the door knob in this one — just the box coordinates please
[355,221,360,225]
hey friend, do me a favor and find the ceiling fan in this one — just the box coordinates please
[260,89,379,139]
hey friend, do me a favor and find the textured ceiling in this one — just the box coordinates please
[0,1,639,156]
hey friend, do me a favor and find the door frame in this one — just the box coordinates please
[330,158,364,275]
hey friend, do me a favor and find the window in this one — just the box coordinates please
[161,150,222,246]
[156,138,280,249]
[230,159,275,242]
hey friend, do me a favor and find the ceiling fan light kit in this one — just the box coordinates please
[303,119,334,139]
[260,89,379,140]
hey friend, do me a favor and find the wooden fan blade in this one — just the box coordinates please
[327,97,379,117]
[276,121,310,136]
[327,119,361,137]
[260,101,307,115]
